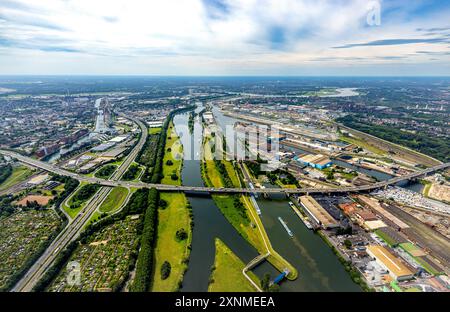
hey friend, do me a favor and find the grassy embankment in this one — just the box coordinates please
[0,166,34,191]
[339,134,386,156]
[149,127,161,135]
[99,186,129,213]
[208,239,260,292]
[151,121,192,291]
[421,180,432,198]
[201,134,297,280]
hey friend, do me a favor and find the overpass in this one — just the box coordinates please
[8,112,148,292]
[1,150,449,195]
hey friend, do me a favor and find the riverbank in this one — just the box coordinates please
[151,119,192,291]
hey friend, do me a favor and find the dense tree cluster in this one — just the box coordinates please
[266,169,299,186]
[94,164,116,179]
[69,183,101,209]
[49,175,79,213]
[137,134,160,182]
[0,195,16,216]
[130,188,159,292]
[214,160,234,188]
[122,164,140,181]
[337,115,449,162]
[0,164,12,185]
[175,228,188,241]
[160,261,171,280]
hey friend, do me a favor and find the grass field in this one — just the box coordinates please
[208,239,259,292]
[151,192,192,291]
[223,161,240,187]
[99,187,129,213]
[84,210,103,228]
[149,127,162,135]
[0,166,33,191]
[422,182,432,198]
[339,134,386,156]
[399,243,441,275]
[161,122,183,186]
[374,229,397,247]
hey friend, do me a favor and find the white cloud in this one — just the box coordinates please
[0,0,449,74]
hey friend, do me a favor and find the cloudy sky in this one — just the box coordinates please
[0,0,449,75]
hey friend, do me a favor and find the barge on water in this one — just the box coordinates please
[278,217,294,237]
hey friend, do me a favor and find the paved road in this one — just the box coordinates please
[2,149,449,195]
[10,113,148,292]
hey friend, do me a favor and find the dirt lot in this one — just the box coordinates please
[403,207,450,240]
[428,183,450,203]
[16,195,53,207]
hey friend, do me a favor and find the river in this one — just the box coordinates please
[174,107,276,291]
[174,105,361,291]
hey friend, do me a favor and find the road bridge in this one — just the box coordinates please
[9,113,148,292]
[1,150,449,196]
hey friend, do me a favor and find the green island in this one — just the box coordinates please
[151,119,192,291]
[94,164,116,179]
[99,186,129,213]
[201,133,297,280]
[63,183,101,218]
[208,238,259,292]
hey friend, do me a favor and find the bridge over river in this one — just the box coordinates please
[1,150,449,195]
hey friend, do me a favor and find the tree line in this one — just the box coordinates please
[151,105,195,184]
[130,188,159,291]
[0,164,12,185]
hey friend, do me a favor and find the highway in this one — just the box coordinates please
[3,114,449,292]
[10,113,148,292]
[2,149,449,195]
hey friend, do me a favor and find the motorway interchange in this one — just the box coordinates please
[1,112,449,292]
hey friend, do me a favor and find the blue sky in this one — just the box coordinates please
[0,0,449,75]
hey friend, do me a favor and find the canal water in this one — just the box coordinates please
[212,106,422,193]
[174,108,276,291]
[178,106,360,291]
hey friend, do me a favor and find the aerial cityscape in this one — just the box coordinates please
[0,0,449,302]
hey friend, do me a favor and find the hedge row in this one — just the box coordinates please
[151,105,195,183]
[130,188,159,292]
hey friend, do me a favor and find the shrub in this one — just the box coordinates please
[160,261,171,280]
[175,228,188,241]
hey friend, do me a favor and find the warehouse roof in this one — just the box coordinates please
[366,245,413,279]
[299,195,339,228]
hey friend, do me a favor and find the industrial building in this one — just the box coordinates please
[356,195,410,230]
[108,135,128,143]
[366,245,414,281]
[147,121,163,128]
[91,142,115,152]
[299,195,340,229]
[296,153,332,169]
[203,111,215,125]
